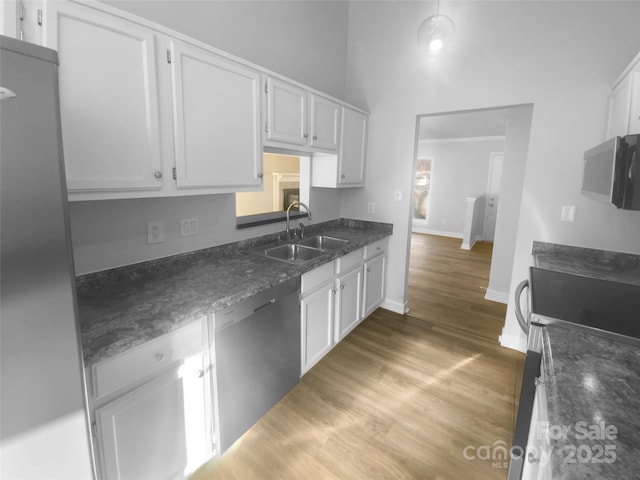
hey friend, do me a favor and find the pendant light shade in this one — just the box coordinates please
[417,1,455,61]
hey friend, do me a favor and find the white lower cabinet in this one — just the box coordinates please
[301,240,387,375]
[89,319,214,480]
[362,240,387,318]
[334,262,363,343]
[301,278,336,374]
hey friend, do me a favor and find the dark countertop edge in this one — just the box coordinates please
[78,219,393,366]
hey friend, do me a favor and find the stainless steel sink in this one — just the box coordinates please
[262,244,324,264]
[297,235,349,250]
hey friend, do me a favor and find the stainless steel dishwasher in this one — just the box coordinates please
[213,278,301,453]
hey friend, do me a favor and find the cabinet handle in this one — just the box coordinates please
[367,267,371,273]
[313,135,318,140]
[154,353,165,362]
[197,369,205,378]
[527,452,541,464]
[303,133,309,138]
[257,173,263,179]
[331,289,337,295]
[340,284,345,290]
[341,174,346,179]
[154,171,163,179]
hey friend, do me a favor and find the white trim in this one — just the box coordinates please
[484,289,509,304]
[272,172,300,211]
[411,225,463,238]
[380,299,408,315]
[419,135,506,145]
[461,235,484,251]
[499,331,526,353]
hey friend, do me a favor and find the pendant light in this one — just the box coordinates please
[417,0,455,61]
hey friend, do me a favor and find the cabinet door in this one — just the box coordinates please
[43,1,163,192]
[335,267,363,342]
[338,107,367,186]
[266,77,308,146]
[607,73,634,139]
[301,283,335,375]
[362,254,385,318]
[170,40,262,189]
[310,95,339,151]
[95,353,211,480]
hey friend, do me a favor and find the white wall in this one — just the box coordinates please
[102,0,349,100]
[415,138,505,236]
[486,105,533,304]
[342,1,640,344]
[70,0,350,275]
[71,186,341,274]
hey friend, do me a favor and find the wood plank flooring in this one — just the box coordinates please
[408,233,507,343]
[190,234,524,480]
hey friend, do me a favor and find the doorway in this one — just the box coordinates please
[406,104,535,338]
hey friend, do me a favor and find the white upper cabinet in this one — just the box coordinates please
[606,53,640,139]
[169,40,262,189]
[265,77,341,152]
[34,0,367,199]
[309,94,340,151]
[338,107,367,186]
[311,106,367,188]
[43,1,164,194]
[265,77,308,146]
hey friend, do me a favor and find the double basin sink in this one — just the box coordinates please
[260,235,349,265]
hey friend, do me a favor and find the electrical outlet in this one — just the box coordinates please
[180,218,199,236]
[368,202,375,214]
[147,221,164,244]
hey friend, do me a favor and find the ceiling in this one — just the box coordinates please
[418,108,510,140]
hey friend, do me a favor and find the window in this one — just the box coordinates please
[236,152,310,228]
[413,158,432,221]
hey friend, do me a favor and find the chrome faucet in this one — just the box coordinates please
[286,201,311,239]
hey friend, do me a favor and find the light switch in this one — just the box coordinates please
[561,205,576,222]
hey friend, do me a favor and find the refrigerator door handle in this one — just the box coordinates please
[514,279,530,334]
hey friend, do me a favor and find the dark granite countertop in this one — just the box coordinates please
[541,324,640,479]
[532,242,640,286]
[77,218,392,366]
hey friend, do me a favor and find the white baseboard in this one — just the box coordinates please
[499,331,526,353]
[411,226,463,239]
[380,298,407,315]
[484,289,509,304]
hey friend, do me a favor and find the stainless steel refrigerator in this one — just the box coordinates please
[0,35,94,478]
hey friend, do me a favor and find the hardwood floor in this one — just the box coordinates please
[408,233,506,343]
[190,235,524,480]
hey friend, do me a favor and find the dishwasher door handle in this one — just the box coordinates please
[253,298,276,313]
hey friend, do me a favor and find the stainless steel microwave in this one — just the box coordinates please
[582,134,639,210]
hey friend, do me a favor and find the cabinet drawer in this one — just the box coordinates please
[335,248,364,275]
[364,238,388,260]
[92,318,206,399]
[301,261,334,295]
